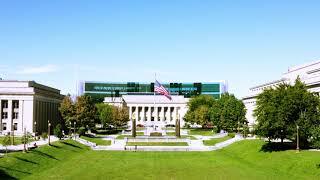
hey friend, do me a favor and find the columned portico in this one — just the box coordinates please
[119,95,188,131]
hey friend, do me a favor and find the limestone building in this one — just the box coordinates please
[0,80,64,136]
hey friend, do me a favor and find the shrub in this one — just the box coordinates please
[54,124,63,139]
[41,132,48,140]
[184,123,191,129]
[228,133,235,138]
[212,126,219,133]
[311,126,320,149]
[78,127,86,137]
[150,132,162,136]
[96,129,121,135]
[2,135,11,154]
[137,124,144,127]
[21,132,33,144]
[242,125,250,138]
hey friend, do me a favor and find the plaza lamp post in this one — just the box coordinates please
[237,121,240,134]
[48,120,51,146]
[23,127,27,153]
[11,123,15,145]
[296,125,300,152]
[34,121,37,140]
[69,121,72,138]
[74,121,76,140]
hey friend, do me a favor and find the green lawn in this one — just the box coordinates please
[80,136,111,146]
[166,132,176,136]
[126,142,188,146]
[1,140,320,179]
[166,132,197,140]
[188,128,215,136]
[116,135,132,139]
[0,136,35,145]
[116,132,144,139]
[203,136,232,146]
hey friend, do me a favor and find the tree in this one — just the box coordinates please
[210,93,247,132]
[75,95,97,129]
[310,126,320,149]
[54,124,63,139]
[194,105,210,126]
[59,94,76,129]
[96,103,114,128]
[185,95,216,127]
[254,78,320,146]
[112,105,129,128]
[2,135,11,155]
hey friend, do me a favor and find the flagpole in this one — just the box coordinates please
[153,73,156,130]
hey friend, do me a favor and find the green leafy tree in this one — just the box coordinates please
[310,126,320,149]
[185,95,216,127]
[75,95,97,129]
[112,105,129,128]
[2,135,11,155]
[59,94,76,128]
[54,124,63,139]
[210,93,247,132]
[96,103,114,128]
[21,132,32,145]
[254,78,320,146]
[194,105,210,126]
[41,132,48,140]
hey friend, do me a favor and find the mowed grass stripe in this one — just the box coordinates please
[126,142,188,146]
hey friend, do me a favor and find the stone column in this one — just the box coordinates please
[148,106,152,122]
[160,106,165,121]
[135,106,139,123]
[173,107,178,122]
[19,100,23,133]
[142,106,145,122]
[166,106,171,123]
[129,106,132,120]
[7,100,12,132]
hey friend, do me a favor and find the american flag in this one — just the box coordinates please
[154,80,171,100]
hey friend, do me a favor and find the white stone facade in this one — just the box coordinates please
[104,95,189,129]
[0,80,64,136]
[243,60,320,127]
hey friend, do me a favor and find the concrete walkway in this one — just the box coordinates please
[0,136,59,152]
[80,133,245,152]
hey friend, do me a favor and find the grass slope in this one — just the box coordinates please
[188,129,215,136]
[80,136,111,146]
[0,140,319,180]
[203,136,232,146]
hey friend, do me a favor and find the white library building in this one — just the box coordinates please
[105,95,188,130]
[243,60,320,128]
[0,80,64,136]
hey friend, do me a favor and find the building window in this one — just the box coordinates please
[2,112,8,119]
[13,101,19,109]
[13,123,18,130]
[2,101,8,108]
[2,123,6,130]
[13,112,19,119]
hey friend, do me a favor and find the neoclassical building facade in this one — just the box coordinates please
[104,94,188,129]
[0,80,64,136]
